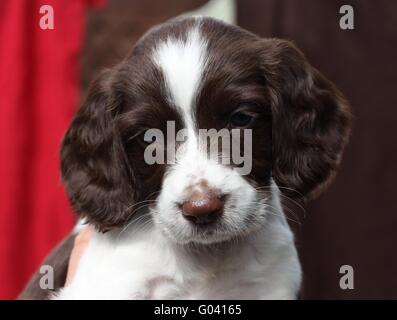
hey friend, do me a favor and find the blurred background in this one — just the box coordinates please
[0,0,396,299]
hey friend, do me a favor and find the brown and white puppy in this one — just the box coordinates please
[20,17,351,300]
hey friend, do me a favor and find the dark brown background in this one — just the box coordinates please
[81,0,397,299]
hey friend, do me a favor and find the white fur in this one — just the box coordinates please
[54,22,302,300]
[151,23,264,245]
[153,24,207,124]
[54,183,301,300]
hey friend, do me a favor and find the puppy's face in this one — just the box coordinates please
[61,18,351,244]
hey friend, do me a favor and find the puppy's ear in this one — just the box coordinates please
[261,39,352,201]
[61,69,136,231]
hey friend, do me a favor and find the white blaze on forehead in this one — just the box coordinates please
[152,23,226,194]
[152,26,207,123]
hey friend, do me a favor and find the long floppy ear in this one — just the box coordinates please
[261,39,352,202]
[61,69,136,231]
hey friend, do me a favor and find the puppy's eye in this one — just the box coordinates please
[229,111,254,128]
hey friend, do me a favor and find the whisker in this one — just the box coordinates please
[125,199,158,211]
[254,186,306,219]
[117,205,154,239]
[228,199,303,226]
[255,185,305,199]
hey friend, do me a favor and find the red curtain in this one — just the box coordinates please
[0,0,102,299]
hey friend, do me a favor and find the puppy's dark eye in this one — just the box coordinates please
[229,111,254,128]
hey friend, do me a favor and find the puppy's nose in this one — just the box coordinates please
[182,193,224,225]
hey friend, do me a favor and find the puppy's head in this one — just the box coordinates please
[61,17,351,243]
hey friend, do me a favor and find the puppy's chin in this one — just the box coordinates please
[156,210,267,246]
[162,227,237,245]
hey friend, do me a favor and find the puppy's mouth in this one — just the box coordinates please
[162,208,264,245]
[170,227,237,245]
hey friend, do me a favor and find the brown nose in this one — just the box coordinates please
[182,193,224,225]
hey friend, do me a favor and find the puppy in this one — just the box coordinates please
[20,17,351,300]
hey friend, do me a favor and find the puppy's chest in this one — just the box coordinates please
[70,235,262,299]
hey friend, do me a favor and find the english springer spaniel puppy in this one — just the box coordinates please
[20,17,351,300]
